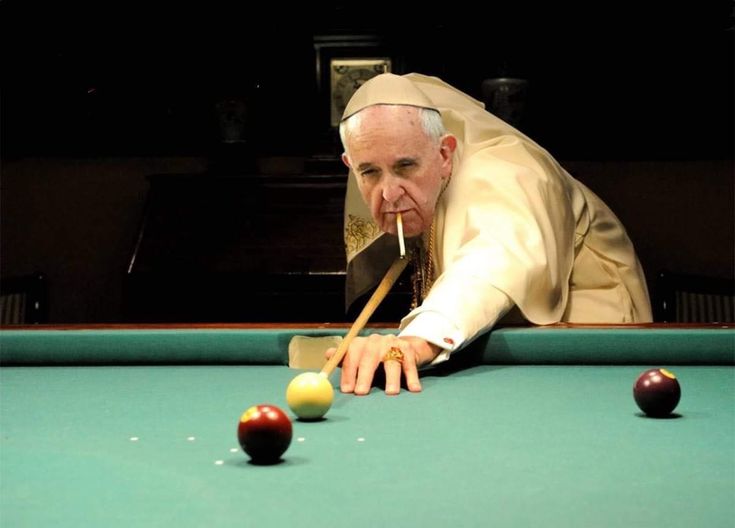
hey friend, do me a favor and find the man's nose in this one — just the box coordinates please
[381,178,405,204]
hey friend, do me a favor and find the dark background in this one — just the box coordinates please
[2,1,733,161]
[1,1,733,323]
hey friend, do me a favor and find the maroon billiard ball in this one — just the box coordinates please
[237,404,292,463]
[633,368,681,417]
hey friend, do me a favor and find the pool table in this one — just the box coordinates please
[1,324,733,527]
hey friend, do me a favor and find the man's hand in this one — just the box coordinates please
[325,335,441,395]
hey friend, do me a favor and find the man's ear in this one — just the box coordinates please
[440,134,457,166]
[341,152,351,168]
[439,134,457,159]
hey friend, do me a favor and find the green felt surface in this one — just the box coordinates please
[1,326,733,365]
[1,364,734,528]
[1,326,734,527]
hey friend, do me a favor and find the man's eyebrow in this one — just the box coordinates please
[356,157,418,172]
[356,163,376,172]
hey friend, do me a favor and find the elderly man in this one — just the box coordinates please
[327,73,651,395]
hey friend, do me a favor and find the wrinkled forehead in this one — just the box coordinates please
[344,105,431,155]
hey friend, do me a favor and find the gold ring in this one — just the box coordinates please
[383,346,404,363]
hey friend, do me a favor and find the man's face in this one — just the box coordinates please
[342,106,455,237]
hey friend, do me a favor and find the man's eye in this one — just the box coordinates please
[361,169,378,177]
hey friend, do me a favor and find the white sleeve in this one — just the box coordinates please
[398,286,513,366]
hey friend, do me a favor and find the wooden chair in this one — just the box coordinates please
[654,270,734,323]
[0,272,48,325]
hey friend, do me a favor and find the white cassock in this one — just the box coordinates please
[342,73,652,362]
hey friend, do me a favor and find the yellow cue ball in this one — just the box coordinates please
[286,372,334,420]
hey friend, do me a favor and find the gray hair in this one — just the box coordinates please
[339,105,445,158]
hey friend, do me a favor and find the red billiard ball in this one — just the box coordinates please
[633,368,681,417]
[237,404,292,463]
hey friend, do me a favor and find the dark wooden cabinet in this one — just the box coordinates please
[125,173,411,323]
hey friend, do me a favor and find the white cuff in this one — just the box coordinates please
[398,310,465,366]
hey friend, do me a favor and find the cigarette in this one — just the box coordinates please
[396,213,406,259]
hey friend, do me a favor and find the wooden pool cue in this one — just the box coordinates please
[320,255,409,377]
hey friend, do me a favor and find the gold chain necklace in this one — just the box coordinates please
[409,175,449,310]
[410,220,435,310]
